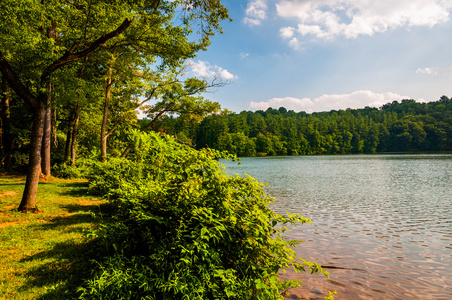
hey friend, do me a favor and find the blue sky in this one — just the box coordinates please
[188,0,452,113]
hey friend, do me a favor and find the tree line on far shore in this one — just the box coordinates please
[156,96,452,156]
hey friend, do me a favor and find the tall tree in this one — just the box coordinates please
[0,0,230,211]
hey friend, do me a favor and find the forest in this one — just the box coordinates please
[157,96,452,156]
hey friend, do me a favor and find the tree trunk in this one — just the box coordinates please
[0,109,2,167]
[1,77,13,170]
[40,22,56,176]
[70,100,80,166]
[100,67,112,162]
[18,102,46,212]
[63,116,72,163]
[41,83,52,176]
[52,103,57,148]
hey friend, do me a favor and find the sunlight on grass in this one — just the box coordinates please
[0,174,105,299]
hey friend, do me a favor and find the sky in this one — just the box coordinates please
[185,0,452,113]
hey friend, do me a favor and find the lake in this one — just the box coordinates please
[222,154,452,300]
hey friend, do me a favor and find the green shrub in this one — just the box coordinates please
[79,131,328,299]
[53,159,93,179]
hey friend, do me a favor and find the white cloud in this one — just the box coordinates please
[251,97,313,110]
[298,24,329,37]
[244,0,268,26]
[188,60,238,81]
[276,0,452,43]
[219,69,236,80]
[280,26,295,38]
[243,17,262,26]
[416,67,452,77]
[249,90,411,112]
[288,37,303,50]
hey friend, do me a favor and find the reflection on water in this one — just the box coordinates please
[222,154,452,299]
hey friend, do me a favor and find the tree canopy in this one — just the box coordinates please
[0,0,230,211]
[164,97,452,156]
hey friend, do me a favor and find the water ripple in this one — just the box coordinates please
[223,154,452,299]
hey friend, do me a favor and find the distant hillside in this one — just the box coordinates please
[158,96,452,156]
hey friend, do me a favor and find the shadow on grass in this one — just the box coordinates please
[20,202,111,299]
[37,213,99,232]
[33,202,111,234]
[60,203,103,214]
[0,183,25,187]
[19,239,106,300]
[15,181,114,299]
[57,181,90,198]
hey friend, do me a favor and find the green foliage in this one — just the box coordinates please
[191,97,452,156]
[217,132,256,156]
[0,0,230,171]
[52,159,93,179]
[79,131,328,299]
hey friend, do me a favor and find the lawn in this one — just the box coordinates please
[0,173,105,299]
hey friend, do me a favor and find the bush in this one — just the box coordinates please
[53,159,93,179]
[79,131,328,299]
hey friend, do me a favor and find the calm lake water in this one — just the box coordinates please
[222,154,452,300]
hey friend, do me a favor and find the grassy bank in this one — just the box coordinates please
[0,173,105,299]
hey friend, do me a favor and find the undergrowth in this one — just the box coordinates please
[78,130,330,299]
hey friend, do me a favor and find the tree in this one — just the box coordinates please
[1,75,13,170]
[196,113,229,149]
[0,0,230,211]
[120,76,222,158]
[52,59,101,166]
[0,5,134,211]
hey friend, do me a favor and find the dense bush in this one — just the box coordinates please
[53,159,94,179]
[79,131,328,299]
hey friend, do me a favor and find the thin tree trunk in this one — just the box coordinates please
[18,103,46,212]
[40,22,56,176]
[120,144,132,158]
[63,116,72,163]
[41,83,52,176]
[52,102,57,148]
[0,76,2,167]
[70,100,80,166]
[0,112,2,168]
[100,67,112,162]
[1,76,13,170]
[67,59,86,166]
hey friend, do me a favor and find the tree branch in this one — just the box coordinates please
[42,18,134,82]
[106,90,158,138]
[0,51,38,109]
[105,77,180,138]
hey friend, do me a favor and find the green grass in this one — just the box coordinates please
[0,173,105,299]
